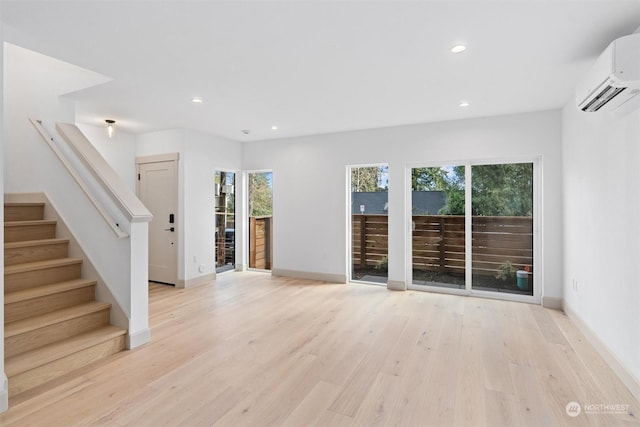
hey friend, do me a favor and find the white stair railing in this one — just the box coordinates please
[29,118,152,237]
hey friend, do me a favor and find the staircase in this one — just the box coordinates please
[4,202,127,397]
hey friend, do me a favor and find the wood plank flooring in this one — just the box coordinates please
[1,271,638,426]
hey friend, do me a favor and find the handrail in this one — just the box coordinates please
[29,118,129,239]
[55,122,153,223]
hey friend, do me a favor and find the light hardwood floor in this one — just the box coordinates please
[1,271,638,426]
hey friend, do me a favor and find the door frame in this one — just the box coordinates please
[405,156,541,304]
[136,153,180,285]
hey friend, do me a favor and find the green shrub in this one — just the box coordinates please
[496,260,516,281]
[375,256,388,272]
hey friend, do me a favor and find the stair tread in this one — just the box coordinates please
[5,279,96,304]
[4,257,82,275]
[5,325,126,376]
[5,301,111,337]
[5,238,69,249]
[4,220,56,227]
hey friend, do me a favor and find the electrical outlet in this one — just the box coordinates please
[193,256,197,263]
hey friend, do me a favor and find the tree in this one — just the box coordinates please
[411,167,448,191]
[438,166,465,215]
[411,163,532,216]
[248,172,272,216]
[411,166,465,215]
[471,163,532,216]
[351,166,388,192]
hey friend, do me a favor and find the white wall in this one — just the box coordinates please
[243,110,564,302]
[562,103,640,395]
[3,46,77,190]
[136,128,242,285]
[77,123,137,191]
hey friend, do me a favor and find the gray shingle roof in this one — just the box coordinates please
[352,191,445,215]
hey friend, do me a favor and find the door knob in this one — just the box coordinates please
[164,227,175,232]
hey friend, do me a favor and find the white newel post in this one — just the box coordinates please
[127,221,151,349]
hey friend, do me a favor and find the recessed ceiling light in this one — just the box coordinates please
[459,100,470,108]
[271,125,278,131]
[450,44,467,54]
[192,97,203,103]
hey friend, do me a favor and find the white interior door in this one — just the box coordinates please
[137,158,178,284]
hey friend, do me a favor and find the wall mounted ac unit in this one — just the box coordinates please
[576,33,640,114]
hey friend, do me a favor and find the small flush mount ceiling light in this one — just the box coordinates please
[450,44,467,54]
[241,129,250,135]
[191,97,203,103]
[459,100,470,108]
[105,119,115,138]
[271,125,278,131]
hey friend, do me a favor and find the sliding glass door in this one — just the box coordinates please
[471,163,534,295]
[411,165,465,289]
[409,161,536,300]
[350,165,389,284]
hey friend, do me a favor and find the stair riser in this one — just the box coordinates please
[5,309,111,358]
[8,335,126,397]
[5,263,82,293]
[5,205,44,222]
[4,224,56,243]
[5,242,69,266]
[6,286,96,323]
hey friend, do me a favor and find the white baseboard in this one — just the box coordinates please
[176,273,216,289]
[271,268,346,284]
[0,373,7,413]
[127,327,151,350]
[564,303,640,401]
[387,280,407,291]
[542,296,563,310]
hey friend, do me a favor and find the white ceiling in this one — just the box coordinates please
[2,1,640,141]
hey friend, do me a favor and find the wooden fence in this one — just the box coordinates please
[353,214,533,276]
[249,216,272,269]
[352,215,389,268]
